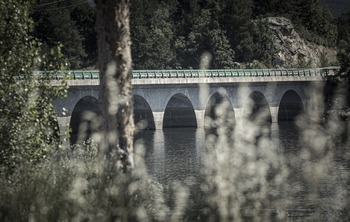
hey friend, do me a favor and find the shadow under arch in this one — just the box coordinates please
[163,93,197,128]
[204,92,235,134]
[69,96,100,145]
[133,95,155,130]
[278,90,304,122]
[244,91,272,125]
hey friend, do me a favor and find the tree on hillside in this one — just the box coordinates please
[32,0,94,69]
[297,0,337,46]
[221,0,255,64]
[252,0,284,17]
[95,0,134,171]
[71,3,98,68]
[131,0,177,69]
[173,0,235,69]
[131,0,236,69]
[251,18,275,67]
[337,12,350,78]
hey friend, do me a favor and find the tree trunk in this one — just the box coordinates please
[95,0,134,171]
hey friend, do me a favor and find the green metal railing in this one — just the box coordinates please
[39,67,337,80]
[38,70,99,80]
[132,68,326,79]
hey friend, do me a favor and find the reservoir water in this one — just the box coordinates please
[135,121,349,220]
[137,123,301,185]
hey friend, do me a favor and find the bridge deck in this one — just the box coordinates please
[41,67,338,79]
[42,67,338,86]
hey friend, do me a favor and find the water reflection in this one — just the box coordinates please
[137,123,302,184]
[135,121,349,220]
[275,122,302,152]
[136,128,206,185]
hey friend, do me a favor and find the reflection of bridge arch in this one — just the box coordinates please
[163,93,197,128]
[244,91,272,124]
[69,96,99,144]
[278,90,304,121]
[205,92,235,130]
[133,95,155,130]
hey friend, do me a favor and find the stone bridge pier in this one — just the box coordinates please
[53,83,99,145]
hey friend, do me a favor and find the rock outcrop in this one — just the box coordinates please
[267,17,338,68]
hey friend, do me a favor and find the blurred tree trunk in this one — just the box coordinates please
[95,0,134,171]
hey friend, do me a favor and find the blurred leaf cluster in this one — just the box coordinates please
[0,0,68,178]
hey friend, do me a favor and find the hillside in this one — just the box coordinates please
[31,0,348,70]
[268,17,338,68]
[323,0,350,17]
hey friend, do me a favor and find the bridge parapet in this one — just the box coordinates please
[40,67,339,81]
[132,68,323,79]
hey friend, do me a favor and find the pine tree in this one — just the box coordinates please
[251,18,275,67]
[32,0,87,69]
[131,0,177,69]
[222,0,255,63]
[173,0,235,69]
[71,3,97,68]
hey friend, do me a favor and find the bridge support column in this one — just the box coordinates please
[57,116,71,147]
[234,108,244,126]
[195,110,205,128]
[270,106,279,123]
[153,111,164,130]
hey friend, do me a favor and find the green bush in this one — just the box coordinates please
[0,0,68,178]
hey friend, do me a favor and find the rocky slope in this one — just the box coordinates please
[267,17,338,68]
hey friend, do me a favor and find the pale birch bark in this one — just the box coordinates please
[95,0,134,171]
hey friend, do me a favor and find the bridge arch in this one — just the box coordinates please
[66,90,99,116]
[204,91,235,130]
[133,95,155,130]
[163,93,197,128]
[243,91,272,124]
[278,90,304,121]
[69,96,100,144]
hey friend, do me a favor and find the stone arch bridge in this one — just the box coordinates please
[51,68,336,144]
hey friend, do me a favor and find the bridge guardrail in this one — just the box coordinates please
[131,68,328,79]
[36,67,338,80]
[37,70,99,80]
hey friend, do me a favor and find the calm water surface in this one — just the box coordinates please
[136,127,206,185]
[134,122,350,220]
[136,123,301,185]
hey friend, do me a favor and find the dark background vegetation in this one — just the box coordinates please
[31,0,350,71]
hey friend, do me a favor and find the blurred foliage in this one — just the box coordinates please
[0,0,68,178]
[0,139,172,221]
